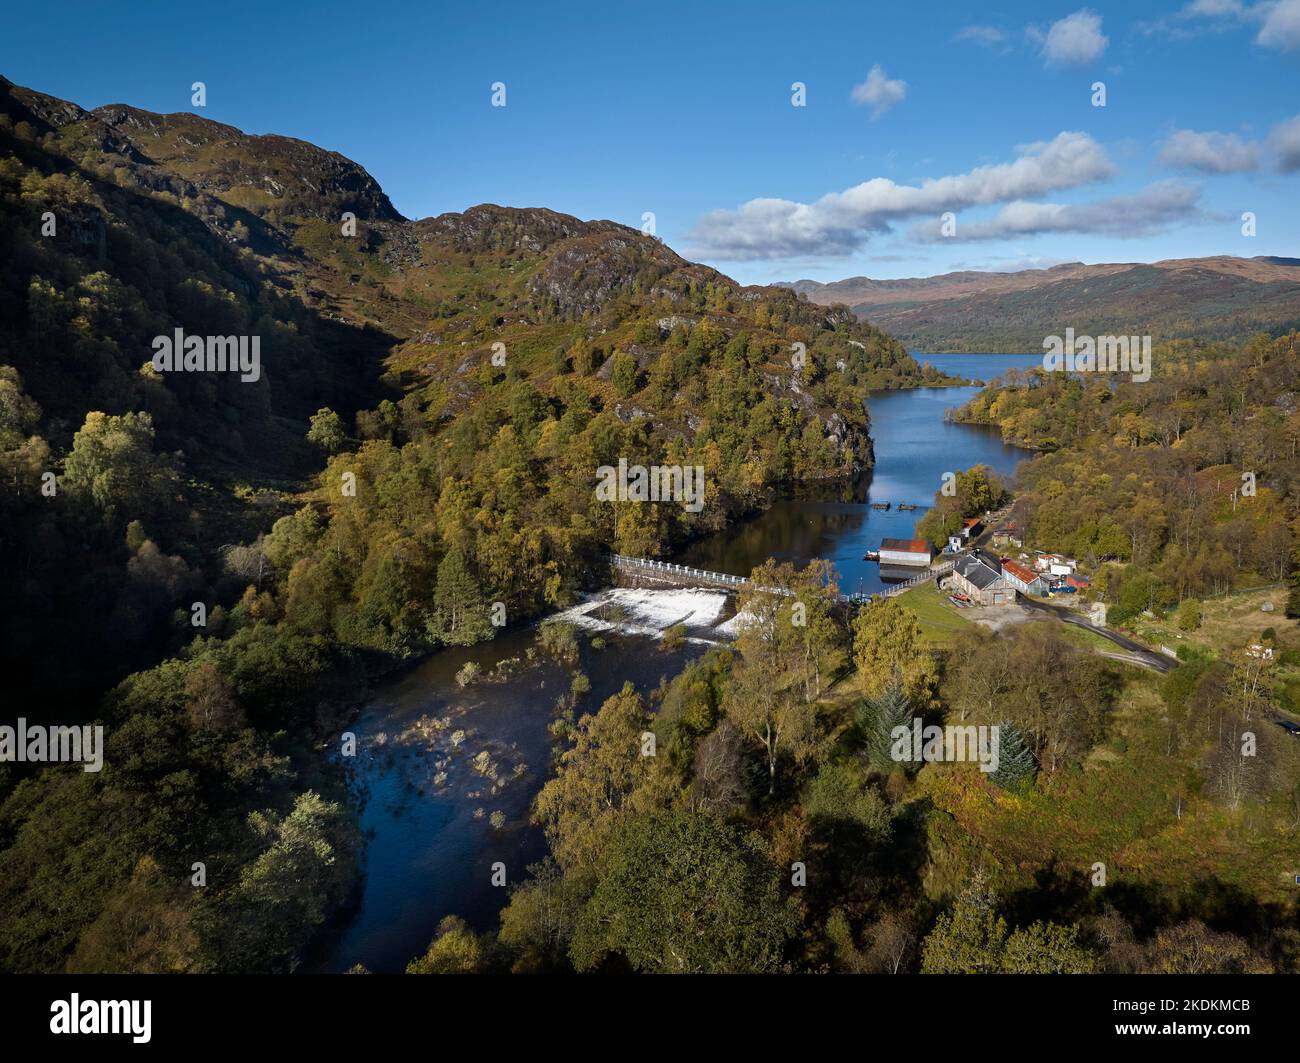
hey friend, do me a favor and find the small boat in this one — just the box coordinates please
[871,501,891,511]
[863,550,880,562]
[897,503,917,511]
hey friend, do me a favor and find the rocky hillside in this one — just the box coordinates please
[784,256,1300,352]
[0,74,949,459]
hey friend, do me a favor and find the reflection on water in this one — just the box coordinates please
[673,354,1039,599]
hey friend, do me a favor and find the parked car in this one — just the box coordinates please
[1271,718,1300,738]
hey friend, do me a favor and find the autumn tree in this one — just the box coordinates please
[406,916,485,973]
[532,684,661,882]
[306,407,347,453]
[62,410,179,529]
[851,597,936,707]
[184,659,245,731]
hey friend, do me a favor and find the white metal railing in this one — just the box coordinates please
[610,554,954,603]
[610,554,749,586]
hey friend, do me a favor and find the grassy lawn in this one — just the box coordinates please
[895,584,977,646]
[1056,622,1126,653]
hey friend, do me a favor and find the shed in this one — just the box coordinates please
[878,537,934,568]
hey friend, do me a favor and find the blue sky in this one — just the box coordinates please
[3,1,1297,284]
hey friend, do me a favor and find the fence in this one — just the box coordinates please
[610,554,955,604]
[609,554,749,587]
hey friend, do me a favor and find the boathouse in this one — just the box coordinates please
[878,537,934,568]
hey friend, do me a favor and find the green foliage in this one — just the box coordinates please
[429,549,493,646]
[306,407,347,453]
[802,760,892,846]
[610,351,640,397]
[989,721,1036,792]
[660,623,686,651]
[920,872,1096,974]
[855,682,914,774]
[532,684,656,880]
[537,619,579,664]
[569,807,794,973]
[654,649,733,771]
[195,790,358,972]
[406,916,485,974]
[62,410,179,529]
[1176,598,1203,632]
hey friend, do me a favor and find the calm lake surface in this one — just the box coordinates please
[313,351,1038,973]
[673,352,1041,597]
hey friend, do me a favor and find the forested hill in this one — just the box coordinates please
[783,257,1300,352]
[948,332,1300,610]
[0,76,948,973]
[0,73,950,702]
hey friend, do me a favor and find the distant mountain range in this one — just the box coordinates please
[780,257,1300,352]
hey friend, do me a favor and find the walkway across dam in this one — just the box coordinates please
[609,554,954,603]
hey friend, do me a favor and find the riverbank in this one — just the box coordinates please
[310,352,1044,972]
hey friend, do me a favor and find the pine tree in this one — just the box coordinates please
[429,549,492,646]
[990,721,1036,792]
[856,682,913,774]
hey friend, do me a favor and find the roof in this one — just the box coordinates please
[963,517,982,528]
[879,538,932,554]
[955,552,1006,590]
[1002,559,1042,584]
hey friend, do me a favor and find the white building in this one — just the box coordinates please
[878,537,934,568]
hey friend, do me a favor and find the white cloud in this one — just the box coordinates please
[850,65,907,119]
[1187,0,1246,16]
[1256,0,1300,50]
[1158,129,1261,172]
[1149,0,1300,50]
[1269,113,1300,171]
[687,132,1115,260]
[909,181,1202,242]
[954,25,1009,49]
[1038,9,1109,65]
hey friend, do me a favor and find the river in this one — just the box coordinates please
[310,351,1039,973]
